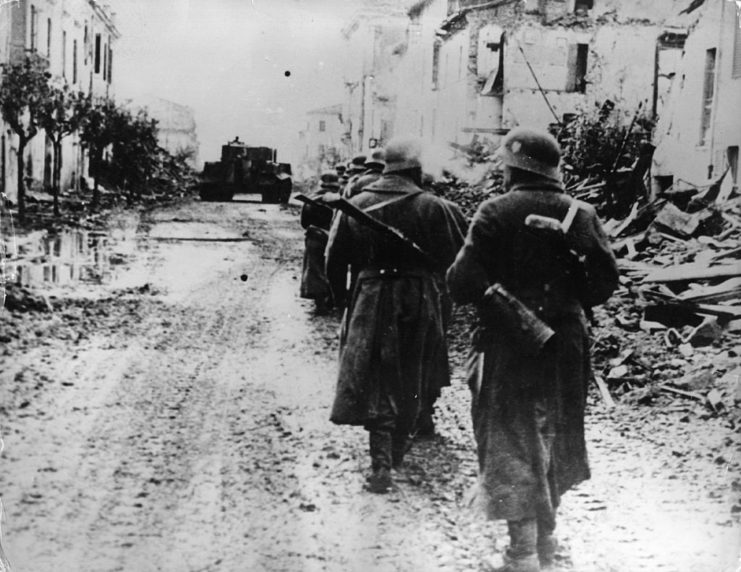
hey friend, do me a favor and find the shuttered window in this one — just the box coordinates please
[733,11,741,78]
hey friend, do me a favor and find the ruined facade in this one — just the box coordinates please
[0,0,119,202]
[340,2,415,155]
[135,95,200,168]
[653,0,741,193]
[297,104,345,176]
[392,0,692,150]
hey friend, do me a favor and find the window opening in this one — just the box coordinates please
[62,31,67,78]
[566,43,588,93]
[73,39,78,84]
[30,5,38,51]
[728,146,739,186]
[574,0,593,14]
[432,40,441,90]
[94,34,101,74]
[733,10,741,78]
[699,48,716,145]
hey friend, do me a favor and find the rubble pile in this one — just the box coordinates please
[435,133,740,422]
[591,185,740,421]
[429,177,500,219]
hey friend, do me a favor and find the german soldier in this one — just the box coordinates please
[345,149,385,199]
[326,136,467,493]
[299,171,340,313]
[446,127,619,571]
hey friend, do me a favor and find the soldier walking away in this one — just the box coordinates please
[299,171,339,313]
[446,127,619,571]
[345,149,385,198]
[342,153,367,196]
[326,136,467,493]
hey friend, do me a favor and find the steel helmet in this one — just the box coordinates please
[365,149,386,169]
[348,154,367,174]
[383,136,423,174]
[497,127,561,181]
[319,171,340,190]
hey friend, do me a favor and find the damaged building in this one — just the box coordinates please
[0,0,119,203]
[134,95,200,169]
[340,1,413,154]
[393,0,693,148]
[297,103,345,176]
[653,0,741,196]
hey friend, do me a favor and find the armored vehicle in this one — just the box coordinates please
[199,137,292,203]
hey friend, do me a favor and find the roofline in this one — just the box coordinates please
[306,105,343,115]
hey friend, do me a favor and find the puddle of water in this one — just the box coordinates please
[1,218,253,301]
[3,227,139,292]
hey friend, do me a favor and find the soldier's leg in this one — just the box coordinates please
[364,396,394,494]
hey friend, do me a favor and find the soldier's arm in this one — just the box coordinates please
[576,205,620,307]
[430,199,469,274]
[299,204,313,229]
[446,201,499,305]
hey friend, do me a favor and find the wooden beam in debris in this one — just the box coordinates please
[643,263,741,283]
[679,277,741,303]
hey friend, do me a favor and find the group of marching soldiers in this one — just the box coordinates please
[298,130,619,572]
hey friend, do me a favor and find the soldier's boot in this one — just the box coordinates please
[483,553,540,572]
[364,431,392,494]
[391,433,409,469]
[537,517,557,567]
[483,519,540,572]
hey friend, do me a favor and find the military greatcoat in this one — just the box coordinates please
[299,190,334,301]
[446,178,618,528]
[326,174,467,429]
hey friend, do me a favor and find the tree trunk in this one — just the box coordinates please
[16,137,27,223]
[52,140,61,217]
[92,149,100,209]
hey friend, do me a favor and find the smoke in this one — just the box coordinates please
[421,143,499,185]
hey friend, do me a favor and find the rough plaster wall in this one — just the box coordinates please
[394,0,451,140]
[437,27,470,144]
[712,2,741,180]
[588,26,658,113]
[589,0,692,24]
[654,0,741,186]
[500,22,662,131]
[392,22,427,137]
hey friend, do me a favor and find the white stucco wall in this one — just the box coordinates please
[503,24,665,131]
[2,0,118,201]
[653,0,741,188]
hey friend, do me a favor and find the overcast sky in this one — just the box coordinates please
[111,0,366,163]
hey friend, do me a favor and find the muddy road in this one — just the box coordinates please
[1,198,739,572]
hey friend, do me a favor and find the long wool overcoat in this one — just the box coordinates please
[446,179,618,528]
[299,191,334,300]
[326,174,467,428]
[345,170,382,199]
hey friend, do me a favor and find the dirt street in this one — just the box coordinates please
[0,198,739,572]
